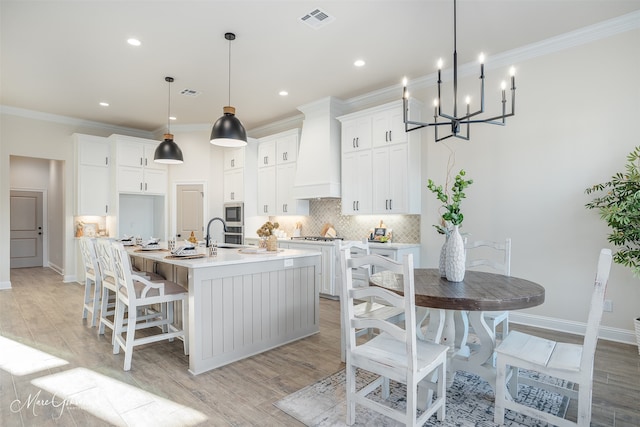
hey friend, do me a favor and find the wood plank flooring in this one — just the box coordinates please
[1,267,638,426]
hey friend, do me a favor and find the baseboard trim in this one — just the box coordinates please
[48,262,63,275]
[63,274,77,283]
[0,281,11,290]
[510,312,636,346]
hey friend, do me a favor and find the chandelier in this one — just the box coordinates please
[402,0,516,142]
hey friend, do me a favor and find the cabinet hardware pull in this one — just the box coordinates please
[356,200,359,210]
[140,182,143,191]
[389,199,392,210]
[231,159,235,167]
[356,137,359,148]
[389,131,392,141]
[145,158,148,166]
[140,157,143,166]
[145,183,148,191]
[353,201,356,211]
[105,205,108,214]
[105,157,108,165]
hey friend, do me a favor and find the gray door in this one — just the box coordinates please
[10,190,44,268]
[176,184,204,240]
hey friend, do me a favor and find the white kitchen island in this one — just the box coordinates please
[129,247,321,375]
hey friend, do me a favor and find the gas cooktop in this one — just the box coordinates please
[290,236,344,242]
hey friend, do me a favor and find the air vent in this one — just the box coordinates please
[300,8,335,29]
[180,88,202,97]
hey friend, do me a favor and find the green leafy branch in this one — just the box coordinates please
[427,169,473,233]
[585,146,640,276]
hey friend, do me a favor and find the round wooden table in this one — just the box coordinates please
[370,268,545,389]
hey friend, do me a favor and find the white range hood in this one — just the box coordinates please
[292,97,346,199]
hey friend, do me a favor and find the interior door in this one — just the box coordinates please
[10,190,44,268]
[176,184,203,240]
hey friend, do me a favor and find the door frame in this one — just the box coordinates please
[171,180,208,240]
[10,187,48,268]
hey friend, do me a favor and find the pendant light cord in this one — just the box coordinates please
[167,78,171,134]
[228,36,232,106]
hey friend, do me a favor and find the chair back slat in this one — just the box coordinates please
[110,241,137,300]
[581,248,612,371]
[79,237,100,279]
[465,238,511,276]
[95,238,116,282]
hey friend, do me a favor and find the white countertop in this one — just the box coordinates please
[127,246,321,269]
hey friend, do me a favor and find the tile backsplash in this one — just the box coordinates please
[269,199,420,243]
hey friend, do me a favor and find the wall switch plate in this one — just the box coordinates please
[603,299,613,312]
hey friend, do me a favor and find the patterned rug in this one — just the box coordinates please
[274,369,570,426]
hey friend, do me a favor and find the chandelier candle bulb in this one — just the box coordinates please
[479,53,485,78]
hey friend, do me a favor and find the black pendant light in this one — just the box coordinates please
[210,32,247,147]
[154,76,184,164]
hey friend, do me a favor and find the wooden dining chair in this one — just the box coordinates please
[340,249,448,426]
[337,240,405,361]
[79,237,102,327]
[494,248,612,427]
[110,241,188,371]
[465,238,512,339]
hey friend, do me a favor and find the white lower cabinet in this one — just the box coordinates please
[280,241,338,298]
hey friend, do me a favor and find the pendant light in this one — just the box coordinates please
[154,76,184,164]
[210,32,247,147]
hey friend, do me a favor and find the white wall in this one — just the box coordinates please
[420,29,640,336]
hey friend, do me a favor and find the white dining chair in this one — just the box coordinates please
[79,237,102,327]
[493,248,612,427]
[337,240,405,362]
[465,238,512,339]
[340,249,448,426]
[110,241,189,371]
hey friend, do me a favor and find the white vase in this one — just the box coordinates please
[438,235,448,277]
[445,225,466,282]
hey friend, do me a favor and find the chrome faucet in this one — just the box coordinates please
[205,217,228,247]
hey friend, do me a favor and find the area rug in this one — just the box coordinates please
[274,369,570,426]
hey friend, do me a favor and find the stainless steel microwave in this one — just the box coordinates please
[224,203,244,226]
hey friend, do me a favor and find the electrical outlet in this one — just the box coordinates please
[603,299,613,312]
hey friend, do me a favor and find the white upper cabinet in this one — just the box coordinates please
[338,99,422,215]
[224,146,245,170]
[110,135,167,195]
[257,129,308,216]
[74,133,111,216]
[372,107,406,146]
[341,116,372,153]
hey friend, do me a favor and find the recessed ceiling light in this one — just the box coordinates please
[169,116,176,121]
[99,102,109,107]
[279,91,288,96]
[354,59,366,67]
[127,38,141,46]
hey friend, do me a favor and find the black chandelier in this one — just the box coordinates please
[402,0,516,142]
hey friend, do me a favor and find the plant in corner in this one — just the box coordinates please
[585,145,640,354]
[428,169,473,281]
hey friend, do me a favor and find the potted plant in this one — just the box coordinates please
[585,146,640,354]
[427,169,473,282]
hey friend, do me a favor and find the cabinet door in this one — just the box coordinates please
[258,140,276,168]
[118,166,144,193]
[257,167,276,215]
[342,150,372,215]
[372,108,407,146]
[143,168,167,194]
[372,144,408,213]
[117,141,145,168]
[79,139,110,166]
[276,163,308,215]
[78,164,110,215]
[276,133,298,164]
[223,168,244,202]
[224,147,245,170]
[387,144,408,213]
[342,117,372,153]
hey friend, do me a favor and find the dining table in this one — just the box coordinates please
[369,268,545,390]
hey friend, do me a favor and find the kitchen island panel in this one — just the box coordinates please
[188,254,320,374]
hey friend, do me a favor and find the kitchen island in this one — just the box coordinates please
[128,246,321,375]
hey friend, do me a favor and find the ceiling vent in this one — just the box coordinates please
[300,8,335,29]
[180,88,202,97]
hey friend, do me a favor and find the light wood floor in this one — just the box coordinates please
[1,267,638,426]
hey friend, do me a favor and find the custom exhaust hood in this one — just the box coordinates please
[292,97,346,199]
